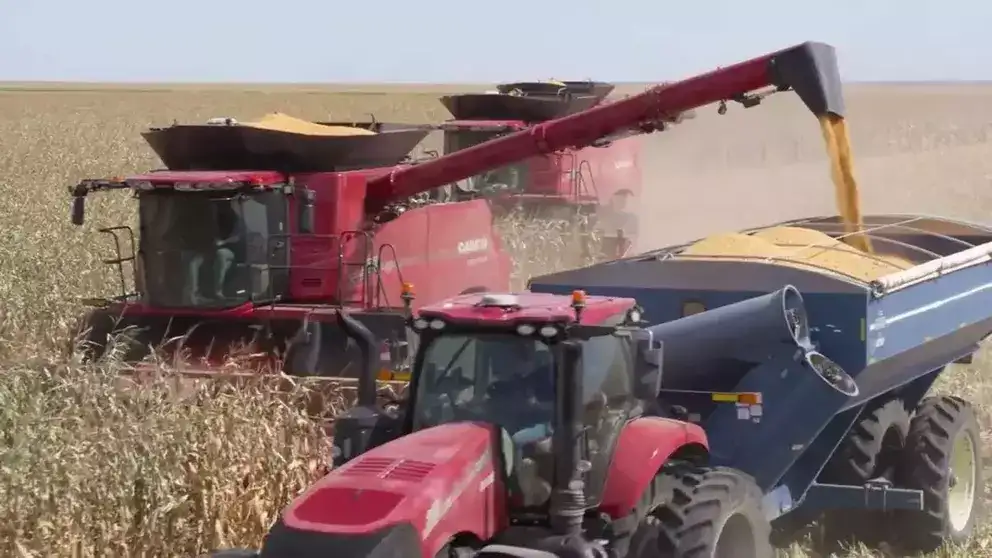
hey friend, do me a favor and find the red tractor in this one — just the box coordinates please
[435,80,666,258]
[203,42,846,558]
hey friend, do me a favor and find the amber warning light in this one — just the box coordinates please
[401,282,415,313]
[571,290,587,322]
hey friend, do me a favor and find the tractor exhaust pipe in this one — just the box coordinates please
[335,310,381,406]
[550,340,586,537]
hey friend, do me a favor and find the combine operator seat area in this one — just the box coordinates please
[408,291,655,510]
[134,174,289,309]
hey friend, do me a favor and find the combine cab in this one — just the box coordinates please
[436,80,688,259]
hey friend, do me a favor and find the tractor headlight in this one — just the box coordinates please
[516,324,536,336]
[539,326,559,338]
[413,318,430,330]
[429,319,446,330]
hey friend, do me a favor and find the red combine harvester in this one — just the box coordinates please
[203,41,846,558]
[435,80,684,257]
[68,119,513,379]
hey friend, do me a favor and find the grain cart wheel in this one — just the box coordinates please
[651,466,773,558]
[817,398,911,548]
[894,395,983,553]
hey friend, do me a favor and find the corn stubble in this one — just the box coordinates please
[0,87,989,557]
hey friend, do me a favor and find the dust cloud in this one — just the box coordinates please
[629,83,992,253]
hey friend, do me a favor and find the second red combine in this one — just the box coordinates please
[435,80,685,257]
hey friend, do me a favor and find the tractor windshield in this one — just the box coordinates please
[412,330,636,508]
[138,189,287,308]
[413,332,555,435]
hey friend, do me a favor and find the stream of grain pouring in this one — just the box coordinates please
[819,114,872,253]
[675,112,916,282]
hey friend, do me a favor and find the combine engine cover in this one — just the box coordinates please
[259,422,507,558]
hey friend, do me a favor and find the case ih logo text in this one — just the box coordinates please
[457,238,489,255]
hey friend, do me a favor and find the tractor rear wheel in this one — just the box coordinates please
[817,398,911,548]
[893,395,983,554]
[650,466,772,558]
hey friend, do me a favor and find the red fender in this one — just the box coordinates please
[598,416,709,518]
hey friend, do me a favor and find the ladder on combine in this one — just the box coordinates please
[98,225,139,299]
[560,153,600,206]
[335,231,405,310]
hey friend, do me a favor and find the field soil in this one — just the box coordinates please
[1,82,992,556]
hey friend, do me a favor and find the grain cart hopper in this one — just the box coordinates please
[199,42,861,558]
[436,80,690,258]
[528,215,992,553]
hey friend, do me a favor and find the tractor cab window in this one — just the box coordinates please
[412,332,555,436]
[412,331,556,508]
[138,189,288,309]
[411,329,637,510]
[578,333,635,486]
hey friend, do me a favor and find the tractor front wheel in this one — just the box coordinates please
[894,395,983,554]
[651,466,772,558]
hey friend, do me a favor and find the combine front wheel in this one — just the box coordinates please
[651,466,773,558]
[894,395,983,554]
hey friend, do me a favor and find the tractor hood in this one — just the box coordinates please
[269,422,505,557]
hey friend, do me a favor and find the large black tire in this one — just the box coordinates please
[817,398,911,548]
[894,395,983,554]
[649,466,773,558]
[616,473,674,558]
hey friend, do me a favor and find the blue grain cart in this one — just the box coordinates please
[528,213,991,553]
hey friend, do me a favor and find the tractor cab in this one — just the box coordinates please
[334,290,662,516]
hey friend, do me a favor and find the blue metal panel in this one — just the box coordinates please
[868,261,992,363]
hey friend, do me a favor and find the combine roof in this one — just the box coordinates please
[142,114,433,172]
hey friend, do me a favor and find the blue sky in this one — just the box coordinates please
[1,0,988,83]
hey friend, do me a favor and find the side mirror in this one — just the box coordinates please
[71,196,86,226]
[299,188,316,233]
[632,330,663,401]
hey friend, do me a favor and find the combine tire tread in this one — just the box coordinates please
[895,395,983,553]
[650,466,772,558]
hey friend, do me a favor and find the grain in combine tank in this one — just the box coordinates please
[242,112,377,136]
